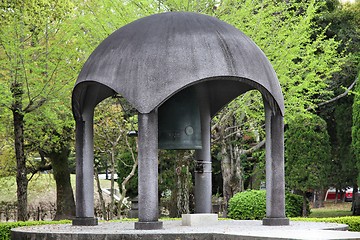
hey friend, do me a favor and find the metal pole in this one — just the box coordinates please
[195,87,212,213]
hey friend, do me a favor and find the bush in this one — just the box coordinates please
[228,190,266,220]
[0,220,70,240]
[291,217,360,232]
[228,190,308,220]
[285,192,310,217]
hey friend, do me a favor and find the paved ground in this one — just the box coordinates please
[11,220,360,240]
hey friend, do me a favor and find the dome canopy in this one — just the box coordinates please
[72,12,284,118]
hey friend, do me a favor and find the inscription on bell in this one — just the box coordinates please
[168,131,181,139]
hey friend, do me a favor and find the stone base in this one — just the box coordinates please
[12,220,355,240]
[182,214,218,226]
[134,221,163,230]
[262,217,289,226]
[72,217,98,226]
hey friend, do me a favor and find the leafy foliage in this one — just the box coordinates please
[285,192,310,218]
[0,0,80,220]
[228,190,266,220]
[285,114,331,192]
[219,0,345,118]
[352,73,360,185]
[228,190,307,220]
[210,0,345,202]
[318,0,360,191]
[292,216,360,232]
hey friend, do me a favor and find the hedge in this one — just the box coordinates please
[291,216,360,232]
[228,190,309,220]
[0,220,70,240]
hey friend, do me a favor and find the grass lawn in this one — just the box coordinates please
[309,202,353,218]
[0,174,118,205]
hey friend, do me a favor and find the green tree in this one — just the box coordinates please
[0,0,76,220]
[352,72,360,185]
[318,0,360,198]
[209,0,346,208]
[25,98,76,220]
[219,0,345,117]
[94,98,139,219]
[285,114,331,216]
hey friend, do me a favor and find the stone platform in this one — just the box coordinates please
[11,220,360,240]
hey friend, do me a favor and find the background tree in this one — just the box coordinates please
[159,150,194,217]
[285,114,332,216]
[209,0,346,208]
[0,0,75,220]
[352,72,360,199]
[25,97,76,220]
[317,0,360,200]
[212,91,265,212]
[94,98,139,219]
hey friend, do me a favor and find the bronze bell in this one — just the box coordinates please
[158,87,202,150]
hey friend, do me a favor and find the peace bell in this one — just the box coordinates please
[158,87,202,150]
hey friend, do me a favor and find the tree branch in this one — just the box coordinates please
[309,76,358,110]
[23,97,46,113]
[27,164,52,182]
[242,139,266,155]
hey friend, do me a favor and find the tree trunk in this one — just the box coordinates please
[11,82,28,221]
[335,188,339,204]
[118,135,138,213]
[353,192,360,216]
[312,190,320,208]
[49,146,76,220]
[94,167,107,220]
[351,184,358,213]
[175,151,191,217]
[220,142,232,217]
[13,108,28,221]
[318,188,325,208]
[233,146,244,193]
[109,148,116,219]
[302,192,308,217]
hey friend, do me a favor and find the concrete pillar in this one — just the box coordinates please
[262,100,289,226]
[195,88,212,213]
[73,108,98,226]
[135,110,163,230]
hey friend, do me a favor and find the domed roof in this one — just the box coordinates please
[73,12,284,118]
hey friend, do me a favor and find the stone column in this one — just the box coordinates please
[262,100,289,226]
[195,88,212,213]
[135,110,163,230]
[73,108,98,226]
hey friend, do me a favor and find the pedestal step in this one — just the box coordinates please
[181,214,218,226]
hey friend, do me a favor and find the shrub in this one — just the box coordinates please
[228,190,266,220]
[0,220,70,240]
[285,192,310,217]
[228,190,308,220]
[291,217,360,232]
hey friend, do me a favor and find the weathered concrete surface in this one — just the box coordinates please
[182,214,218,226]
[135,111,163,230]
[11,220,360,240]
